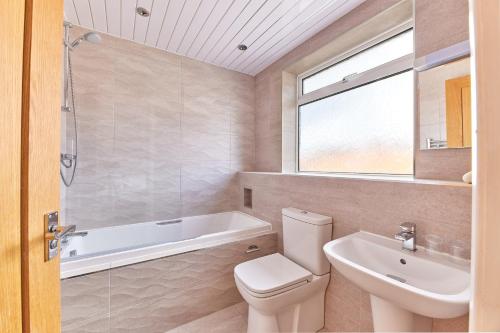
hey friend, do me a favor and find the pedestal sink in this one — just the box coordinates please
[323,232,469,332]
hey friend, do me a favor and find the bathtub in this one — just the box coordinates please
[60,211,272,278]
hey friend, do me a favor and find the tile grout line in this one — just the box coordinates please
[108,269,111,333]
[180,57,184,217]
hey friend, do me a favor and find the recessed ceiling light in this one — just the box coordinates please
[237,44,248,51]
[136,7,150,17]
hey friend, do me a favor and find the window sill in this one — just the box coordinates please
[239,171,471,188]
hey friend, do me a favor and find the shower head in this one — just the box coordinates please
[70,32,102,48]
[83,32,101,44]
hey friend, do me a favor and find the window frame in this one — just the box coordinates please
[295,21,415,175]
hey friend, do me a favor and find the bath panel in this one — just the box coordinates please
[61,229,277,333]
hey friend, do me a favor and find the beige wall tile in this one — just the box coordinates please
[238,171,471,331]
[433,315,469,332]
[415,148,471,181]
[414,0,469,58]
[414,1,471,180]
[62,27,255,229]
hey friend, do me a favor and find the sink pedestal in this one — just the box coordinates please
[370,295,432,332]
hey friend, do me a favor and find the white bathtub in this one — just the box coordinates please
[60,211,272,278]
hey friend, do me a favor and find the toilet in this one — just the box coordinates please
[234,208,333,333]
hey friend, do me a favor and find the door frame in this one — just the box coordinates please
[0,1,25,331]
[470,0,500,330]
[20,0,64,332]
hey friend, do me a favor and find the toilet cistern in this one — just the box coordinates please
[234,208,333,333]
[394,222,417,251]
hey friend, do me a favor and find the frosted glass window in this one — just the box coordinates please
[302,29,414,94]
[299,70,414,175]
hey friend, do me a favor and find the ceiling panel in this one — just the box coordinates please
[201,0,267,63]
[211,0,283,66]
[218,0,298,68]
[88,0,107,32]
[144,0,170,47]
[133,0,154,42]
[73,0,93,28]
[185,0,235,58]
[64,0,79,23]
[228,0,335,70]
[121,0,137,39]
[156,0,188,50]
[167,0,203,51]
[104,0,121,35]
[248,0,362,74]
[195,0,254,60]
[64,0,365,76]
[176,0,218,54]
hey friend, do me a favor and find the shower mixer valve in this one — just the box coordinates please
[60,153,76,168]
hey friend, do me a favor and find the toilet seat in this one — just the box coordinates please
[234,253,313,298]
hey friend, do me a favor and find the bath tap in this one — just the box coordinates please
[60,231,88,246]
[65,231,88,237]
[394,222,416,251]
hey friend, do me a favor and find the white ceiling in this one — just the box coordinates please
[64,0,365,76]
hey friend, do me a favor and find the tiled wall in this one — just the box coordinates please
[237,172,471,332]
[246,2,471,328]
[62,27,255,230]
[61,2,473,332]
[414,0,471,180]
[61,233,277,333]
[414,0,469,58]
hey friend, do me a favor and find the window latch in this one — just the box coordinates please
[342,73,358,83]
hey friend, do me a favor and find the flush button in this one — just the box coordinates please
[245,245,260,254]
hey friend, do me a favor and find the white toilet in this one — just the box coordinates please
[234,208,333,333]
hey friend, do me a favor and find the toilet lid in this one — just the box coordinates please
[234,253,313,295]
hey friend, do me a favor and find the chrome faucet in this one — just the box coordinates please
[395,222,417,251]
[60,230,88,246]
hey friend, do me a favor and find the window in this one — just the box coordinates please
[297,26,414,175]
[302,29,414,94]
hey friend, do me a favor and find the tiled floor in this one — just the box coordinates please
[165,302,338,333]
[165,302,248,333]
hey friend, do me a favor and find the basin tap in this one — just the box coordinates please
[395,222,416,251]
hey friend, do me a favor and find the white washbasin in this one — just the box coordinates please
[323,231,470,320]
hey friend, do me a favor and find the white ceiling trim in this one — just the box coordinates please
[64,0,366,76]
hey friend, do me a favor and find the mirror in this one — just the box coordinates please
[418,57,471,149]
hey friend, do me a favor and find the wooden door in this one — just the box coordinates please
[461,84,471,147]
[445,75,471,148]
[470,0,500,330]
[0,1,25,332]
[21,0,64,332]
